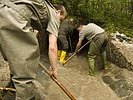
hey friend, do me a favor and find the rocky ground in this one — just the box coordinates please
[37,55,121,100]
[102,64,133,100]
[0,52,121,100]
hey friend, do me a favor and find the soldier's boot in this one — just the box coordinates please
[59,51,66,64]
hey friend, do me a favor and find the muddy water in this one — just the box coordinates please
[37,55,121,100]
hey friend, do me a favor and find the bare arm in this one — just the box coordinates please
[48,34,58,78]
[75,39,82,53]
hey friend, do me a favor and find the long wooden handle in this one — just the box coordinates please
[63,39,91,66]
[39,62,76,100]
[62,52,76,66]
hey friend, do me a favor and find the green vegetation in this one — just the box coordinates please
[52,0,133,37]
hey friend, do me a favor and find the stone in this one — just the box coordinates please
[107,40,133,71]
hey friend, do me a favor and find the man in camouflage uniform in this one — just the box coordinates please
[0,0,67,99]
[75,23,108,75]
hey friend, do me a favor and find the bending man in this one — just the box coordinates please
[0,0,67,99]
[75,23,108,75]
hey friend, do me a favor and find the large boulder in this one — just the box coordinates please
[107,40,133,71]
[105,34,133,99]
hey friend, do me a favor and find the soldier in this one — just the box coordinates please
[0,0,67,99]
[75,23,108,75]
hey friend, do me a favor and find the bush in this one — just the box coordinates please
[53,0,133,37]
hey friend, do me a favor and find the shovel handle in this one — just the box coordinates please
[63,39,91,66]
[39,62,76,100]
[62,52,76,66]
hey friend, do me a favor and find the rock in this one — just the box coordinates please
[107,40,133,71]
[102,63,133,99]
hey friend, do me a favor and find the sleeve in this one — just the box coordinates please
[79,26,88,41]
[46,4,60,37]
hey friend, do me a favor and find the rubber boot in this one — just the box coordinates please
[87,57,95,76]
[101,51,108,69]
[59,51,66,64]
